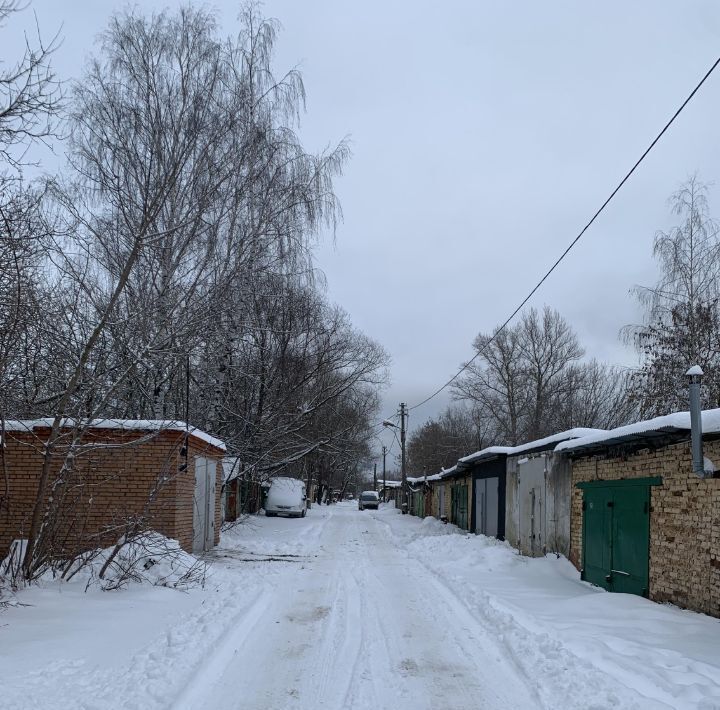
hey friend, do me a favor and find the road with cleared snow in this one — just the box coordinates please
[176,504,538,710]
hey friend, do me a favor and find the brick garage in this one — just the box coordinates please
[564,428,720,618]
[0,420,226,558]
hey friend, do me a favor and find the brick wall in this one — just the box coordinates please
[0,426,224,558]
[570,439,720,617]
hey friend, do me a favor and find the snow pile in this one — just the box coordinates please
[1,533,207,593]
[0,506,336,710]
[90,533,207,591]
[381,512,720,710]
[374,506,461,545]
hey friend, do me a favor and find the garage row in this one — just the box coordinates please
[390,412,720,619]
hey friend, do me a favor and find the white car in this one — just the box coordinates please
[358,490,380,510]
[265,477,307,518]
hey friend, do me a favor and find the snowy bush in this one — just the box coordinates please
[1,532,207,593]
[89,532,207,591]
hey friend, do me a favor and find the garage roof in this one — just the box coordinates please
[554,409,720,456]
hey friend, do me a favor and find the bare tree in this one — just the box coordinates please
[550,361,637,431]
[3,4,384,581]
[0,0,61,170]
[453,324,525,444]
[454,307,584,444]
[0,2,61,537]
[407,404,490,474]
[626,176,720,415]
[518,307,584,440]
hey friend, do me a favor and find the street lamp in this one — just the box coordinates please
[383,403,408,514]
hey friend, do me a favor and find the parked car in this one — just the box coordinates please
[358,490,380,510]
[265,477,307,518]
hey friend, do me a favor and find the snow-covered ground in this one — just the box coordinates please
[1,503,719,709]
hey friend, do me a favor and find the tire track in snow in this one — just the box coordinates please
[181,508,368,709]
[306,516,366,708]
[172,588,273,710]
[171,506,340,710]
[373,511,645,710]
[173,506,540,709]
[356,514,539,710]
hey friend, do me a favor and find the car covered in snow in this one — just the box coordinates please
[358,490,380,510]
[265,477,307,518]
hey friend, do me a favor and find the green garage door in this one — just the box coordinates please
[413,490,424,517]
[451,484,469,530]
[582,485,613,590]
[578,478,660,598]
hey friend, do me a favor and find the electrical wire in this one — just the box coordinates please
[404,53,720,414]
[383,431,398,458]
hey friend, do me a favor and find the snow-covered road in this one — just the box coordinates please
[177,505,537,710]
[4,502,720,709]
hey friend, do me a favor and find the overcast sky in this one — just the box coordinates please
[7,1,720,461]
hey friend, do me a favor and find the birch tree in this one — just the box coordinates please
[8,4,384,578]
[626,177,720,415]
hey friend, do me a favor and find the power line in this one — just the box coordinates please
[406,53,720,414]
[386,431,398,456]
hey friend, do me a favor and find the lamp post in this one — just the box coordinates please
[382,445,387,503]
[383,402,408,514]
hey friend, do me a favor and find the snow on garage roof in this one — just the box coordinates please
[457,446,515,466]
[3,418,226,451]
[457,428,606,467]
[555,409,720,454]
[438,465,458,479]
[378,480,402,488]
[406,473,443,485]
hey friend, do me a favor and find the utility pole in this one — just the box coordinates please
[373,462,377,492]
[382,445,387,503]
[381,404,408,512]
[400,402,407,514]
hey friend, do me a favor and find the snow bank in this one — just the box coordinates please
[379,510,720,710]
[2,533,207,593]
[0,506,335,710]
[93,533,207,590]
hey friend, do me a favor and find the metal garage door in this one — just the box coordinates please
[579,478,659,597]
[193,456,217,553]
[451,484,468,530]
[474,477,499,537]
[517,457,546,555]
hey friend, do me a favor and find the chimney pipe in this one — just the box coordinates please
[686,365,706,477]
